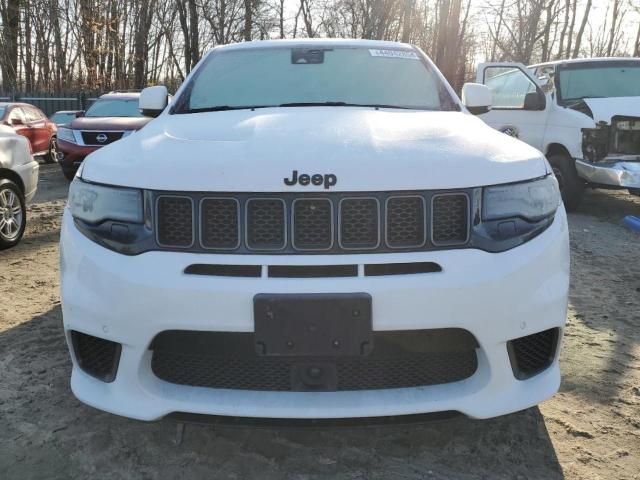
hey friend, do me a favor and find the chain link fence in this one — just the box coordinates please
[0,91,102,116]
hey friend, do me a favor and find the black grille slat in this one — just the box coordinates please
[339,198,379,249]
[386,196,425,248]
[151,330,478,391]
[200,198,239,249]
[157,196,194,247]
[431,194,469,245]
[246,199,286,250]
[71,331,121,382]
[508,328,559,380]
[293,199,333,250]
[80,131,124,145]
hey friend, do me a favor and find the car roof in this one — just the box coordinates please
[0,102,42,108]
[98,92,141,100]
[52,110,82,114]
[212,38,414,53]
[529,57,640,69]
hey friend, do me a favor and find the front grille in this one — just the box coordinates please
[80,131,124,145]
[507,328,559,380]
[386,196,426,247]
[150,329,479,392]
[157,196,194,247]
[246,199,286,250]
[200,198,239,249]
[153,190,470,254]
[339,198,380,249]
[293,199,333,250]
[431,194,469,245]
[71,331,121,382]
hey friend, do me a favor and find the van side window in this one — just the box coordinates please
[484,67,537,109]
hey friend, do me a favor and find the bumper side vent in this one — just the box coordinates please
[71,331,121,383]
[507,328,559,380]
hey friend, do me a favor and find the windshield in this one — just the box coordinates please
[50,112,76,124]
[85,99,142,117]
[558,62,640,102]
[173,46,457,113]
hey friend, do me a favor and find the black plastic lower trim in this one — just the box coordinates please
[268,264,358,278]
[364,262,442,276]
[185,264,261,277]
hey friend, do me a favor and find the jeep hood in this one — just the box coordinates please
[81,108,548,191]
[583,97,640,123]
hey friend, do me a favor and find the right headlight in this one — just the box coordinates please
[483,175,560,222]
[57,127,77,144]
[68,179,143,224]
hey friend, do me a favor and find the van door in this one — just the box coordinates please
[476,63,549,151]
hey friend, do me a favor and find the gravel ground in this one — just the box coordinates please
[1,163,639,479]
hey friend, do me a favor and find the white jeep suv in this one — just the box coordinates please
[61,39,569,421]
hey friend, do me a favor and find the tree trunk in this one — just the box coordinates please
[572,0,592,58]
[244,0,252,40]
[1,0,20,90]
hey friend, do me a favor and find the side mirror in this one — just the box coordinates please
[523,91,546,111]
[10,118,24,126]
[139,86,169,118]
[76,111,85,118]
[461,83,492,115]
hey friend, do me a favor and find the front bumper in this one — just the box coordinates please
[14,159,39,202]
[57,139,98,172]
[60,208,569,421]
[575,159,640,188]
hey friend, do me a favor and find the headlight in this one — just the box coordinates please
[57,127,77,144]
[68,179,143,224]
[483,175,560,222]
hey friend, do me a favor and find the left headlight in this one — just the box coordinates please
[471,174,561,252]
[68,179,143,224]
[483,175,560,222]
[57,127,77,144]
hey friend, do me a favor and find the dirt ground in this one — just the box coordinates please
[1,163,639,480]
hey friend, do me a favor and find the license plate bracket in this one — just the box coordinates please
[254,293,372,357]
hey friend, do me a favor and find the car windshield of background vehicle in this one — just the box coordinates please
[85,99,143,117]
[51,112,76,124]
[173,46,458,113]
[558,63,640,102]
[0,107,6,118]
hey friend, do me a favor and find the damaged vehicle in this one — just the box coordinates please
[477,58,640,209]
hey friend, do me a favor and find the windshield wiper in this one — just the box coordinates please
[278,102,424,110]
[175,105,274,114]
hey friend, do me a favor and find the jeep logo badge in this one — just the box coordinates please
[284,170,337,189]
[96,133,108,143]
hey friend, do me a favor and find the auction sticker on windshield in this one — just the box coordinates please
[369,49,419,60]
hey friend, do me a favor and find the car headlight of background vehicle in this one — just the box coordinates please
[57,127,77,144]
[471,175,561,252]
[68,178,151,254]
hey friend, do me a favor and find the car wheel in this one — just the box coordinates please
[548,154,584,211]
[0,179,26,250]
[44,137,58,164]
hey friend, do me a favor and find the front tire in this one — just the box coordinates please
[43,137,58,164]
[0,179,26,250]
[548,154,584,211]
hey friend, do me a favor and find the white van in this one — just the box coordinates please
[476,58,640,209]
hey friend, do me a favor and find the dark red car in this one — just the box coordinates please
[0,102,58,163]
[57,92,152,180]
